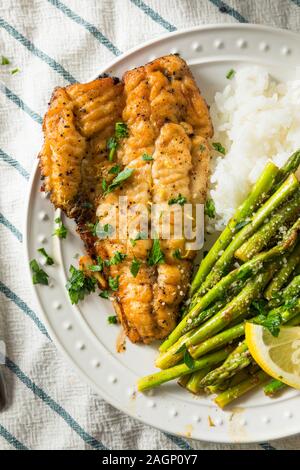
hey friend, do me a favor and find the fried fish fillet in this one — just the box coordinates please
[39,55,213,344]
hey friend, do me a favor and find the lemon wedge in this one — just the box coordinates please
[245,323,300,390]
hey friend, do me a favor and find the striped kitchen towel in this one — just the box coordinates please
[1,0,300,450]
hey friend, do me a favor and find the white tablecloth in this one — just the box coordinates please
[1,0,300,450]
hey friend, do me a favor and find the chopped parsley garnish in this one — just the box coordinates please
[108,164,121,175]
[104,168,134,195]
[53,217,68,239]
[261,311,283,337]
[107,122,128,161]
[115,122,129,139]
[212,142,226,155]
[236,266,253,281]
[102,179,108,191]
[130,258,141,277]
[226,69,235,79]
[183,348,195,369]
[30,259,49,285]
[168,194,187,206]
[107,137,118,162]
[87,256,103,272]
[199,144,206,152]
[1,56,10,65]
[96,223,114,239]
[108,275,120,291]
[204,199,216,218]
[99,290,110,299]
[147,238,165,266]
[66,265,96,305]
[11,68,20,75]
[86,222,98,237]
[108,315,118,324]
[142,153,153,161]
[172,249,182,260]
[37,248,54,265]
[252,299,268,316]
[88,222,114,238]
[109,251,127,265]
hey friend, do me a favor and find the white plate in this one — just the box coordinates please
[25,24,300,443]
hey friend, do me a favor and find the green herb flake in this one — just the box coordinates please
[37,247,54,266]
[108,164,121,175]
[99,290,110,299]
[204,199,216,218]
[199,144,206,152]
[130,239,136,247]
[87,256,103,272]
[142,153,153,161]
[86,222,98,237]
[252,299,268,316]
[30,259,49,285]
[236,266,253,281]
[11,68,20,75]
[130,258,141,277]
[105,168,134,194]
[136,231,148,241]
[108,315,118,324]
[261,312,283,337]
[168,194,187,206]
[66,265,96,305]
[53,216,68,239]
[1,56,10,65]
[107,136,118,162]
[226,69,235,80]
[212,142,226,155]
[172,249,182,260]
[115,122,129,139]
[109,251,127,265]
[102,179,107,191]
[183,348,195,369]
[148,238,165,266]
[108,275,120,291]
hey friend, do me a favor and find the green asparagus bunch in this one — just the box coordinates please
[137,150,300,407]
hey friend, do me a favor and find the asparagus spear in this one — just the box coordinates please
[198,174,299,295]
[185,367,211,394]
[190,162,279,296]
[268,274,300,308]
[137,347,232,392]
[189,319,247,360]
[235,191,300,261]
[273,150,300,190]
[265,242,300,300]
[215,370,269,408]
[263,379,287,397]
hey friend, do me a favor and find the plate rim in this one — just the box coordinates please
[24,22,300,445]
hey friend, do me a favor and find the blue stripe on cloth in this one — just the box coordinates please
[163,432,193,450]
[0,17,76,83]
[5,357,108,450]
[0,281,50,339]
[260,442,277,450]
[47,0,122,56]
[0,148,30,180]
[129,0,177,31]
[0,423,29,450]
[0,82,43,124]
[0,213,23,242]
[208,0,248,23]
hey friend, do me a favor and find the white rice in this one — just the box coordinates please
[209,66,300,231]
